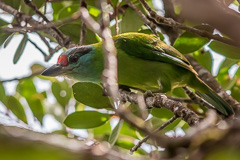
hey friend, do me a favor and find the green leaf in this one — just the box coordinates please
[171,87,187,98]
[26,93,45,124]
[209,40,240,59]
[109,119,124,146]
[151,108,174,119]
[0,30,11,46]
[32,0,45,9]
[58,4,79,20]
[174,25,213,54]
[3,33,15,48]
[30,63,45,73]
[192,50,213,72]
[59,23,98,44]
[120,6,144,33]
[88,6,101,17]
[6,96,27,123]
[217,67,236,90]
[64,111,110,129]
[92,121,111,136]
[52,81,72,108]
[13,34,28,64]
[218,58,237,74]
[0,83,7,106]
[72,82,112,109]
[3,0,21,10]
[17,79,37,98]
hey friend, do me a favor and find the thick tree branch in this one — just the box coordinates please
[119,90,200,126]
[0,124,142,160]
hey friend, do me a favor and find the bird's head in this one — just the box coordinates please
[41,45,94,79]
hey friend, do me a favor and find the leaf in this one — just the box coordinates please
[59,23,98,44]
[32,0,45,9]
[192,50,213,72]
[6,96,27,123]
[0,31,11,46]
[72,82,112,109]
[17,79,37,98]
[151,108,174,119]
[218,58,237,73]
[3,0,21,10]
[64,111,110,129]
[58,4,80,20]
[52,81,72,108]
[26,93,45,124]
[209,40,240,59]
[109,119,124,146]
[13,34,28,64]
[3,33,14,48]
[88,6,101,17]
[174,25,213,54]
[172,87,187,98]
[120,6,144,33]
[0,83,7,106]
[217,67,236,90]
[30,63,45,73]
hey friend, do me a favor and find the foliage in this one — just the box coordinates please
[0,0,240,159]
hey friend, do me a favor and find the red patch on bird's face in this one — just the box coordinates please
[57,55,68,66]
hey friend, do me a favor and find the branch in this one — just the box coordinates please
[0,124,142,160]
[0,1,76,48]
[130,115,178,154]
[28,38,48,57]
[79,0,87,45]
[23,0,64,39]
[139,0,240,47]
[185,55,240,116]
[179,0,240,45]
[119,90,200,126]
[0,70,44,83]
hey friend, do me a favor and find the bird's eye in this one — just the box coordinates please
[69,55,79,63]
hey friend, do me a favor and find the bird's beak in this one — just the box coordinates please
[41,64,70,77]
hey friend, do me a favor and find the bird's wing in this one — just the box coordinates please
[114,33,196,74]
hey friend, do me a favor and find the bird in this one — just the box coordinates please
[42,32,234,117]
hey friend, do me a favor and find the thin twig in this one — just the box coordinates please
[28,38,48,57]
[0,1,75,48]
[45,45,62,61]
[130,115,178,154]
[0,70,44,83]
[3,13,81,33]
[79,0,87,45]
[24,0,64,39]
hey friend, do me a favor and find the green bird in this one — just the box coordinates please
[42,32,234,116]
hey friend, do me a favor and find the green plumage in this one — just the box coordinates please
[42,32,234,116]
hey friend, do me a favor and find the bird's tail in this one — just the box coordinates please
[190,77,234,117]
